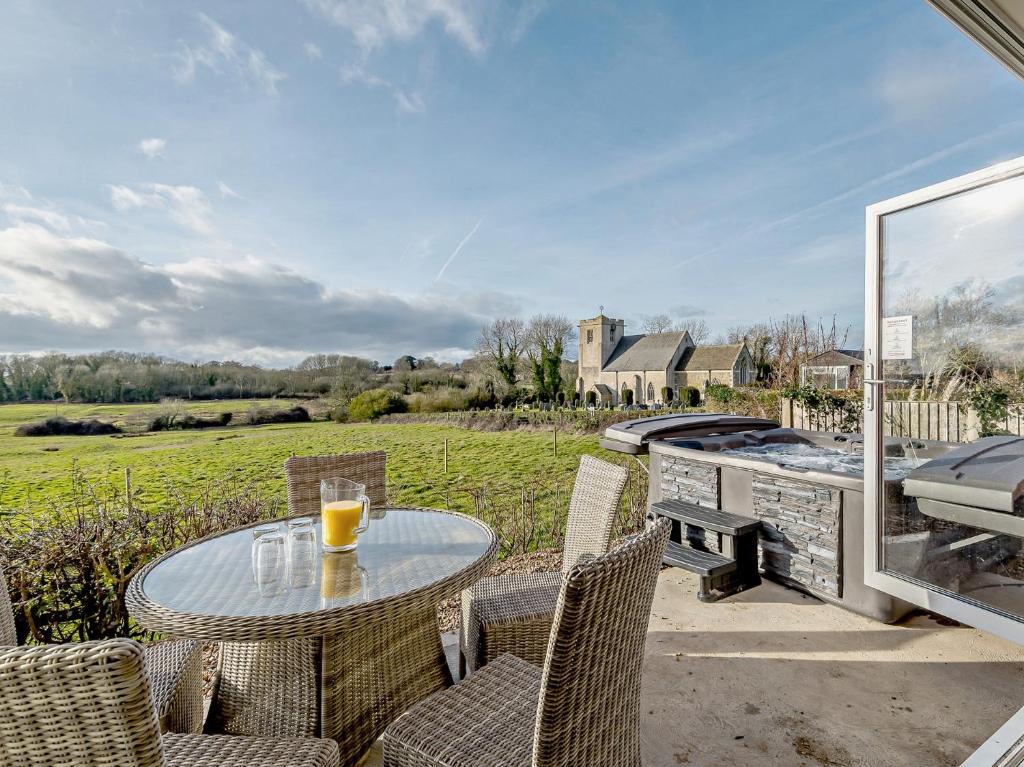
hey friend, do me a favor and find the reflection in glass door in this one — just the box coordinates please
[866,158,1024,640]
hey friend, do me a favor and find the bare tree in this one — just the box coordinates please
[476,317,527,388]
[679,318,710,343]
[640,313,674,334]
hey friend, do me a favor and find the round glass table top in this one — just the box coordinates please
[139,508,494,619]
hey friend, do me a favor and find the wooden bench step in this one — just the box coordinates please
[663,541,737,578]
[652,499,761,536]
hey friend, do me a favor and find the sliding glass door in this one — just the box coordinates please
[864,157,1024,643]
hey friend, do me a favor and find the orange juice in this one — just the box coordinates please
[320,552,363,599]
[322,500,363,549]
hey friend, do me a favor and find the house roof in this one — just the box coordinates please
[677,344,745,372]
[604,332,690,372]
[803,349,864,367]
[593,383,615,397]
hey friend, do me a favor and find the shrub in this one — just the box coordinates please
[964,380,1012,437]
[466,385,497,410]
[0,469,280,643]
[685,386,701,407]
[782,383,862,432]
[622,388,634,406]
[150,412,233,431]
[661,387,673,404]
[704,383,735,404]
[348,389,407,421]
[15,417,122,437]
[585,391,597,406]
[247,405,310,425]
[407,387,469,413]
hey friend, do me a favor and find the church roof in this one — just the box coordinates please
[604,332,690,372]
[677,344,745,372]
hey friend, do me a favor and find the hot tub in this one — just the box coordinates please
[644,427,958,622]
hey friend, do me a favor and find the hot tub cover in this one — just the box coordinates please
[601,413,779,454]
[903,436,1024,513]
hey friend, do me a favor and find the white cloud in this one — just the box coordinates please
[138,137,166,158]
[108,183,214,235]
[174,14,285,96]
[876,48,987,121]
[0,224,490,363]
[509,0,547,44]
[302,0,484,55]
[218,181,243,200]
[340,63,426,115]
[303,41,323,60]
[394,90,425,114]
[2,204,71,232]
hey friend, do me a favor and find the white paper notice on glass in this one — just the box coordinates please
[882,315,913,360]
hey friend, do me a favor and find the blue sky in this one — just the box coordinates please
[1,0,1022,365]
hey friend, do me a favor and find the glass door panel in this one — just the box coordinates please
[868,162,1024,633]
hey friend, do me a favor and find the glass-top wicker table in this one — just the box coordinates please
[127,507,497,765]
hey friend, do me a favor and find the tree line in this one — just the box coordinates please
[1,311,863,408]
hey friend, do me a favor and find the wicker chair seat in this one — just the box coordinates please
[461,572,561,670]
[382,653,540,767]
[163,733,341,767]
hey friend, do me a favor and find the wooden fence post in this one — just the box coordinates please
[552,427,557,457]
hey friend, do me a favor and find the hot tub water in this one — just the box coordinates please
[723,443,927,480]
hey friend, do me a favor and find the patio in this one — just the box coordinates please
[356,568,1024,767]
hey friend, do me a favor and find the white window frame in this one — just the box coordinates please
[863,154,1024,645]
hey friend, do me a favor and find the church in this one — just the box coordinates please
[576,314,756,406]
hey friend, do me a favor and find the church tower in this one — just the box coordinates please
[578,314,623,396]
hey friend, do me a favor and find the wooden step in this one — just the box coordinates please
[663,541,737,578]
[652,499,761,536]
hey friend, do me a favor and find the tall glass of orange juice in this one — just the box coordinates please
[320,478,370,552]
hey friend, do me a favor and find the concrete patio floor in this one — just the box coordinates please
[361,568,1024,767]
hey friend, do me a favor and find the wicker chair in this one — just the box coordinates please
[0,638,340,767]
[460,454,629,674]
[205,452,389,739]
[382,517,671,767]
[0,569,204,735]
[284,451,387,513]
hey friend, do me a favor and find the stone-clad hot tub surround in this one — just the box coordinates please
[658,455,842,599]
[649,429,956,623]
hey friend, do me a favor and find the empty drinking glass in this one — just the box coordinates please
[251,523,281,580]
[254,531,286,596]
[288,520,318,588]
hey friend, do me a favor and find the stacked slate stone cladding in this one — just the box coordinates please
[658,455,842,600]
[659,456,723,553]
[752,474,841,599]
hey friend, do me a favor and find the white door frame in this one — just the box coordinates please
[863,154,1024,645]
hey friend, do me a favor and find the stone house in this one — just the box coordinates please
[577,314,755,405]
[799,349,864,390]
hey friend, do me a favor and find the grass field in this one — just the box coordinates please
[0,401,606,512]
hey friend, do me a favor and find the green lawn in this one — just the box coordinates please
[0,402,605,513]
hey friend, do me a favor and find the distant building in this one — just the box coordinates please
[799,349,864,390]
[576,314,755,405]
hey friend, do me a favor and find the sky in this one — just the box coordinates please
[1,0,1023,366]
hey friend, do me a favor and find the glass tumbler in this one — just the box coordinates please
[320,478,370,552]
[251,523,281,579]
[254,531,286,596]
[287,519,317,588]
